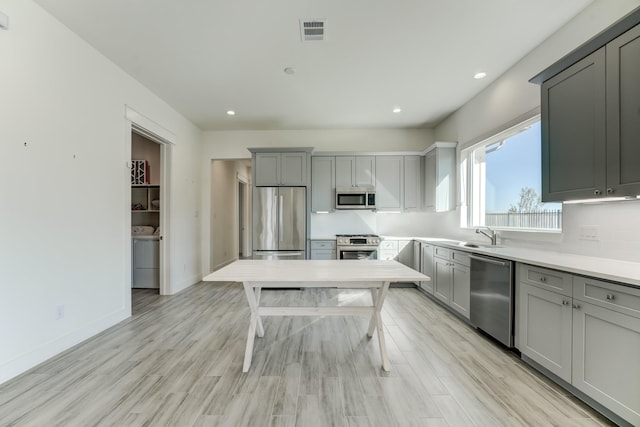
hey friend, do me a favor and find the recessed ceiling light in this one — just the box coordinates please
[284,67,296,75]
[474,72,487,79]
[392,107,402,113]
[226,110,236,116]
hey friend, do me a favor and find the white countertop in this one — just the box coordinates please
[203,259,429,285]
[386,236,640,288]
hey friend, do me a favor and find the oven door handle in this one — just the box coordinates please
[468,254,510,267]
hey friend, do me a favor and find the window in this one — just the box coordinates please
[461,116,562,231]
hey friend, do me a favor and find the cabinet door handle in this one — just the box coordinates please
[594,189,602,195]
[572,303,581,309]
[606,188,614,194]
[562,300,569,306]
[605,293,615,301]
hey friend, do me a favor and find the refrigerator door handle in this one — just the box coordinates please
[279,195,284,242]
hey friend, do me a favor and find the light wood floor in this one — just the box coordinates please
[0,283,614,426]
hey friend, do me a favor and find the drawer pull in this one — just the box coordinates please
[605,293,615,301]
[539,276,547,283]
[562,300,570,306]
[572,303,581,309]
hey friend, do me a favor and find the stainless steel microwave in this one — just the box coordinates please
[335,187,376,210]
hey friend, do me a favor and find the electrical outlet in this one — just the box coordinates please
[579,225,599,241]
[55,305,65,320]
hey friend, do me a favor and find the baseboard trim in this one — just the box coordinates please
[0,308,129,385]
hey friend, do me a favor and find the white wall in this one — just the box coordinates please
[200,128,433,273]
[433,0,640,262]
[0,0,203,384]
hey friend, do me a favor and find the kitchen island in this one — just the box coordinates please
[203,259,429,372]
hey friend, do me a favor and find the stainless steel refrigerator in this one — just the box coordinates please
[252,187,306,260]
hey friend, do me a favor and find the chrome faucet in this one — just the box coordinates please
[476,226,498,245]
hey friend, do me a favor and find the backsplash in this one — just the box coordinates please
[310,201,640,263]
[425,200,640,263]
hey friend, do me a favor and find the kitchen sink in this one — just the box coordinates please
[458,241,503,249]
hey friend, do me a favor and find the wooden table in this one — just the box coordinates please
[203,259,430,372]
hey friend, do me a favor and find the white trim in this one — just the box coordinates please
[461,113,562,233]
[125,105,176,144]
[0,308,129,384]
[124,106,175,296]
[458,107,541,152]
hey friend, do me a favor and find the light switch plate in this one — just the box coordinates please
[0,12,8,30]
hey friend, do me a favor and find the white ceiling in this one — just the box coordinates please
[34,0,593,131]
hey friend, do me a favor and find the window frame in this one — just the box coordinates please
[459,114,562,233]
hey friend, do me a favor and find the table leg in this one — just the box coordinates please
[243,310,257,373]
[367,288,378,338]
[242,282,265,372]
[253,287,265,337]
[371,282,391,371]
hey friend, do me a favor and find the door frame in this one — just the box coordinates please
[237,173,250,258]
[124,106,174,298]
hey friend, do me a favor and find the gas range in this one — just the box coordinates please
[336,234,381,247]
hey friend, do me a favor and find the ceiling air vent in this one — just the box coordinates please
[300,19,327,42]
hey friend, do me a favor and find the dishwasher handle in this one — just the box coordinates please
[469,254,510,267]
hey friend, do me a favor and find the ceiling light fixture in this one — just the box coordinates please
[226,110,236,116]
[392,107,402,114]
[474,72,487,79]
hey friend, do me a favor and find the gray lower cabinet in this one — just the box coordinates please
[310,240,336,260]
[397,240,412,268]
[412,240,421,273]
[518,281,573,383]
[419,242,434,294]
[378,239,412,266]
[432,246,470,318]
[311,156,335,212]
[378,239,399,261]
[571,276,640,426]
[517,263,640,426]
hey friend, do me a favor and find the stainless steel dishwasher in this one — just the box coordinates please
[469,254,515,347]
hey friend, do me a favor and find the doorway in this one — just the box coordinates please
[210,159,251,270]
[125,107,174,304]
[238,177,249,258]
[131,132,161,294]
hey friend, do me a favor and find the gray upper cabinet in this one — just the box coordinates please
[541,49,606,201]
[253,151,309,186]
[424,144,456,212]
[311,156,335,212]
[606,24,640,197]
[375,156,403,211]
[403,156,422,212]
[535,15,640,201]
[335,156,375,187]
[254,152,281,186]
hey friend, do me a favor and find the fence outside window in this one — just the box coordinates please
[484,210,562,230]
